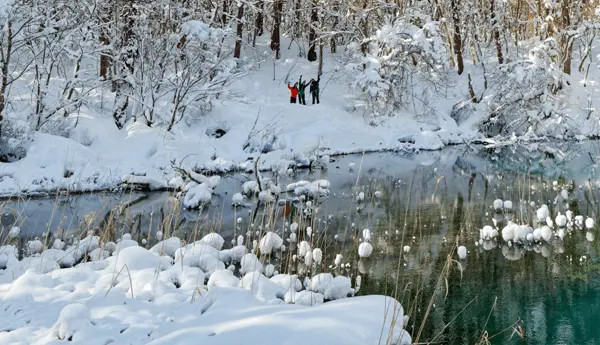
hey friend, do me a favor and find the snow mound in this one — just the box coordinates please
[183,183,213,208]
[150,237,182,257]
[240,253,262,274]
[200,233,225,250]
[113,246,166,271]
[323,276,353,300]
[51,303,92,341]
[208,269,240,289]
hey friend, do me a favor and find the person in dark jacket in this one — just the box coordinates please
[287,82,299,103]
[298,75,308,105]
[309,76,320,104]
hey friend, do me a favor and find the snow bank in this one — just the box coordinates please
[0,236,409,345]
[0,35,473,199]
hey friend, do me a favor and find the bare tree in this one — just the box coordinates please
[234,1,244,58]
[271,0,283,59]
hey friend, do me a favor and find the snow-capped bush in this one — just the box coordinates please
[456,38,571,138]
[347,11,447,118]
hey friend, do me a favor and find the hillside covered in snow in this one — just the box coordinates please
[0,0,599,196]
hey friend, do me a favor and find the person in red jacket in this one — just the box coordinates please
[288,82,299,104]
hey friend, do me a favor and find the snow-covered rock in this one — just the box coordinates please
[183,183,213,208]
[310,273,334,293]
[200,233,225,250]
[150,237,181,257]
[240,253,262,274]
[207,269,240,289]
[294,290,325,306]
[270,274,302,292]
[51,303,92,341]
[324,276,352,300]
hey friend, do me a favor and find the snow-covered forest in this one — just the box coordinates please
[0,0,599,194]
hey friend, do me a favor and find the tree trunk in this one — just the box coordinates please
[294,0,301,39]
[560,0,572,75]
[270,0,283,59]
[451,0,464,75]
[307,0,318,61]
[0,22,13,138]
[234,2,244,58]
[99,6,111,80]
[221,0,229,27]
[318,40,323,76]
[99,36,110,79]
[255,0,264,37]
[359,0,369,69]
[490,0,504,64]
[112,0,137,129]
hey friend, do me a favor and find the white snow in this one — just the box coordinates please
[362,228,372,241]
[480,225,498,240]
[457,246,467,259]
[313,248,323,264]
[207,269,240,289]
[51,303,92,341]
[586,218,595,229]
[183,183,213,208]
[310,273,334,293]
[264,264,275,277]
[493,199,503,210]
[8,226,20,238]
[541,226,553,242]
[259,232,284,255]
[200,233,225,250]
[537,205,549,221]
[271,274,302,292]
[240,253,263,274]
[304,250,313,265]
[232,192,245,206]
[555,214,567,227]
[0,241,410,345]
[323,276,353,300]
[358,242,373,258]
[298,241,311,257]
[334,254,343,266]
[150,237,181,256]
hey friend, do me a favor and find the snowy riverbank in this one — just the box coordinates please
[0,232,410,345]
[1,32,599,197]
[0,54,473,197]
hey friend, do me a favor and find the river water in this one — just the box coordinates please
[2,141,600,344]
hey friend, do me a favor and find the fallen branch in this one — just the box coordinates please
[254,156,263,192]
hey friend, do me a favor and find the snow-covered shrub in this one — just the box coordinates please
[129,16,242,129]
[347,12,447,118]
[457,38,572,138]
[0,118,32,162]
